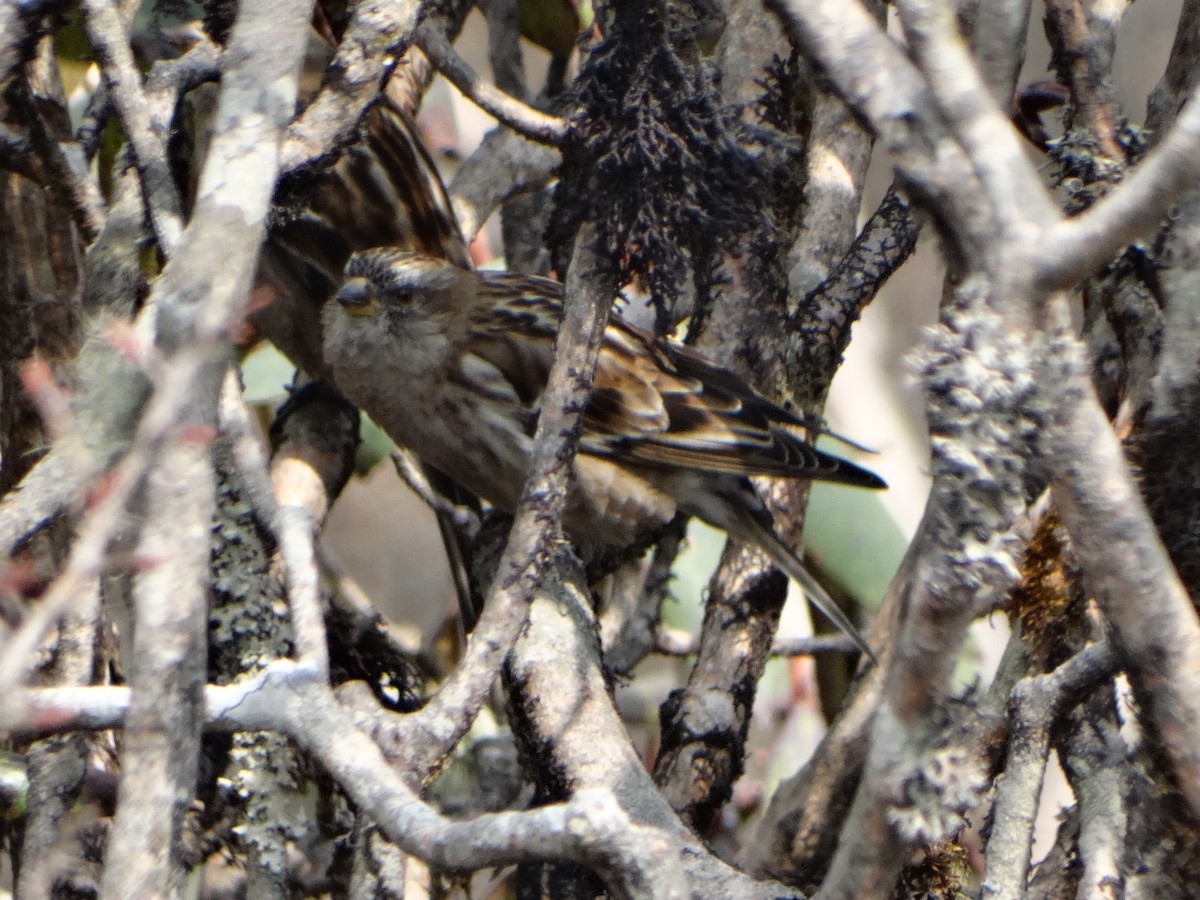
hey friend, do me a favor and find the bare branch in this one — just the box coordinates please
[277,505,328,676]
[783,0,882,301]
[1035,87,1200,290]
[502,514,806,898]
[0,0,53,87]
[655,628,860,658]
[1044,0,1129,162]
[80,0,184,252]
[0,354,188,696]
[8,72,107,242]
[653,536,790,829]
[143,35,222,134]
[13,533,98,900]
[448,125,560,241]
[85,0,315,884]
[383,0,474,115]
[966,0,1034,106]
[397,225,614,777]
[1147,0,1200,134]
[0,439,94,561]
[818,278,1038,898]
[789,186,919,401]
[982,642,1117,897]
[100,441,213,899]
[418,24,567,146]
[279,0,422,176]
[1041,335,1200,820]
[13,664,690,897]
[768,0,993,263]
[592,516,678,673]
[894,0,1058,232]
[0,123,37,177]
[1058,686,1128,900]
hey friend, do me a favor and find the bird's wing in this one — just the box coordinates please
[590,320,885,488]
[465,273,884,489]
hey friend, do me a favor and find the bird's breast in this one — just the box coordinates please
[565,456,678,544]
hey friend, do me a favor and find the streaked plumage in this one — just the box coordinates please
[323,249,885,656]
[252,98,471,379]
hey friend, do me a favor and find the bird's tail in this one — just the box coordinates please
[728,504,875,663]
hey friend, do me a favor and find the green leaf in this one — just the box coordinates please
[519,0,590,58]
[355,413,397,475]
[0,750,29,818]
[240,343,294,406]
[663,520,724,633]
[803,480,908,612]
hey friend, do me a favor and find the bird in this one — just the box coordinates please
[322,248,886,657]
[249,95,472,379]
[167,24,472,377]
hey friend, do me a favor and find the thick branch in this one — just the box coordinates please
[448,125,560,241]
[1035,87,1200,290]
[894,0,1058,232]
[1042,338,1200,820]
[819,279,1037,898]
[968,0,1033,106]
[99,441,212,899]
[394,226,614,777]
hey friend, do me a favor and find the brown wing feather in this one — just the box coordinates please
[465,272,885,490]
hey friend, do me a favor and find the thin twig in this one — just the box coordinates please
[1036,86,1200,290]
[982,643,1117,898]
[80,0,184,253]
[655,627,860,658]
[279,0,422,177]
[0,350,203,697]
[789,186,919,402]
[399,224,614,778]
[418,24,567,146]
[600,519,685,673]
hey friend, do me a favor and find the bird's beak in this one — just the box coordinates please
[336,278,378,317]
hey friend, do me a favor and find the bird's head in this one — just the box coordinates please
[329,249,472,339]
[324,250,473,374]
[338,248,464,313]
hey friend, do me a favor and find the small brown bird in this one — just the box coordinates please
[323,249,885,656]
[252,97,471,378]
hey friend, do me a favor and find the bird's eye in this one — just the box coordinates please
[387,287,415,304]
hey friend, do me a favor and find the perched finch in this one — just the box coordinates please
[166,26,472,376]
[323,249,885,655]
[251,96,471,378]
